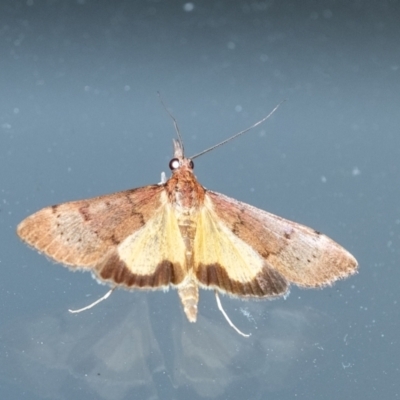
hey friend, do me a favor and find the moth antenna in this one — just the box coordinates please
[215,291,251,338]
[68,288,115,314]
[190,100,285,160]
[158,92,185,155]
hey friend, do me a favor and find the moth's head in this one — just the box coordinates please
[169,138,194,173]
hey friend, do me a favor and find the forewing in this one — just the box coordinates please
[193,196,289,298]
[206,190,358,288]
[96,191,187,288]
[17,185,164,267]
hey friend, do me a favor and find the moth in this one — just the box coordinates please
[17,103,358,326]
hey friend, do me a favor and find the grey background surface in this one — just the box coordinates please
[1,1,399,399]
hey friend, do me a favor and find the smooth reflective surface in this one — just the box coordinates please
[2,293,334,399]
[1,1,399,399]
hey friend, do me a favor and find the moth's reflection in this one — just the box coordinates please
[1,292,328,399]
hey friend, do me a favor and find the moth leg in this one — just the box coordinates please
[68,287,115,314]
[215,290,251,338]
[158,171,167,185]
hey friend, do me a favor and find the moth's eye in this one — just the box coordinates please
[189,160,194,169]
[169,158,180,170]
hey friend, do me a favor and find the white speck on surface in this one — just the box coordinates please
[183,3,194,12]
[352,167,361,176]
[240,308,256,324]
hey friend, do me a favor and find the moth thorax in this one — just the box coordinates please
[176,211,198,266]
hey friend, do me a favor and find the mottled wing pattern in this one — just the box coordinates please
[17,185,187,289]
[196,190,357,292]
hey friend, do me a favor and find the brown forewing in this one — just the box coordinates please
[206,190,358,288]
[17,185,164,267]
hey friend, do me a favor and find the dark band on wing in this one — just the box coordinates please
[196,263,288,297]
[96,252,185,288]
